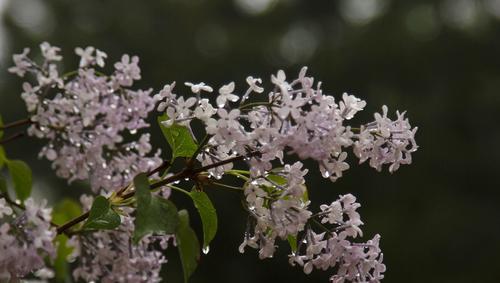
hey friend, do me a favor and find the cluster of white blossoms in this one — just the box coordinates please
[156,67,417,182]
[8,42,162,192]
[67,195,173,283]
[0,197,56,281]
[153,67,417,282]
[289,194,385,283]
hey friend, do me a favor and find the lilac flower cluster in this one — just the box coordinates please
[9,42,162,192]
[0,197,56,281]
[157,67,417,182]
[68,195,173,283]
[289,195,386,283]
[154,67,418,282]
[2,42,419,283]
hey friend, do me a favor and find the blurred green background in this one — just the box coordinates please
[1,0,499,282]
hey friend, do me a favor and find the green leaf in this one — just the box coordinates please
[133,173,179,243]
[158,113,198,159]
[176,209,200,283]
[0,146,6,170]
[52,199,81,282]
[266,174,287,185]
[53,234,73,282]
[7,160,32,202]
[82,196,121,230]
[287,235,298,253]
[52,198,82,225]
[190,190,217,250]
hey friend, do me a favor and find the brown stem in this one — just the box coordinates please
[0,118,31,130]
[57,151,259,235]
[56,211,90,235]
[0,132,25,145]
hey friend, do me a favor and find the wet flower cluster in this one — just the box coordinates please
[9,42,162,192]
[0,197,56,281]
[0,43,418,283]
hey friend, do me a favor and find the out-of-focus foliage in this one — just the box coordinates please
[0,0,499,282]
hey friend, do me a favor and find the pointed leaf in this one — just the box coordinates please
[7,160,32,202]
[133,173,179,243]
[176,209,200,283]
[190,191,217,249]
[82,196,121,230]
[158,113,198,159]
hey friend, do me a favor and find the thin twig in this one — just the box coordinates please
[0,132,25,145]
[0,118,31,130]
[57,151,259,235]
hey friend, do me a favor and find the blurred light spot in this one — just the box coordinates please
[440,0,483,30]
[234,0,277,16]
[484,0,500,19]
[339,0,389,25]
[8,0,55,36]
[279,23,319,65]
[195,24,229,58]
[405,5,440,41]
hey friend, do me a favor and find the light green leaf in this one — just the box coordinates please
[266,174,287,185]
[7,160,32,202]
[190,190,217,250]
[82,196,121,230]
[287,235,298,253]
[53,234,73,282]
[176,209,200,283]
[52,198,82,225]
[133,173,179,243]
[158,113,198,159]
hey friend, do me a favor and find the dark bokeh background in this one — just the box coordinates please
[1,0,499,282]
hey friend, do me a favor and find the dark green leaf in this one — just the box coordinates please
[7,160,32,202]
[133,173,179,243]
[0,146,6,170]
[190,190,217,250]
[82,196,121,230]
[158,113,198,159]
[176,209,200,283]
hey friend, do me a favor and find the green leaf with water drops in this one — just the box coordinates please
[176,209,200,283]
[82,196,121,231]
[133,173,179,243]
[190,190,217,251]
[6,159,32,202]
[158,113,198,159]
